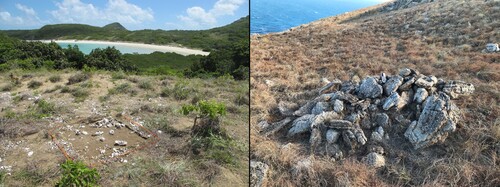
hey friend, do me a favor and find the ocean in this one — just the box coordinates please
[251,0,384,34]
[55,42,160,55]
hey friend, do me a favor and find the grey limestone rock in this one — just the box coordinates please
[384,75,403,96]
[404,93,457,149]
[485,43,499,52]
[333,99,344,113]
[250,161,269,187]
[311,102,330,115]
[442,80,475,99]
[414,88,428,103]
[399,77,416,91]
[415,76,438,88]
[326,129,341,143]
[357,77,383,99]
[374,113,390,127]
[399,68,412,76]
[288,114,315,137]
[383,92,400,110]
[363,152,385,168]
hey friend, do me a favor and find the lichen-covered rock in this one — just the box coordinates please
[333,99,344,113]
[384,75,403,96]
[397,91,412,110]
[414,88,428,103]
[442,80,475,99]
[250,161,269,187]
[370,126,385,142]
[383,92,400,110]
[311,111,341,128]
[399,77,416,91]
[311,102,330,115]
[415,76,438,88]
[357,77,383,99]
[405,93,457,149]
[278,101,299,116]
[363,152,385,168]
[288,114,315,137]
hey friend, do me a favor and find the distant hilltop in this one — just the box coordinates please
[103,22,127,31]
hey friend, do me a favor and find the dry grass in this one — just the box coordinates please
[251,0,500,186]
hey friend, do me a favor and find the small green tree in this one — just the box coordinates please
[181,99,226,137]
[56,160,100,187]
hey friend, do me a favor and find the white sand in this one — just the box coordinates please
[36,40,210,56]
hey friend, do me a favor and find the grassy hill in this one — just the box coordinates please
[251,0,499,186]
[1,16,249,51]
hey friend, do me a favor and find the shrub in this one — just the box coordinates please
[27,80,42,89]
[108,83,137,96]
[71,88,90,102]
[162,81,191,100]
[27,99,56,118]
[138,79,153,90]
[67,73,90,85]
[49,75,62,83]
[181,100,227,137]
[111,71,127,80]
[56,160,100,187]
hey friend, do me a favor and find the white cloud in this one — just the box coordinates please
[15,4,36,16]
[50,0,154,25]
[177,0,245,29]
[1,4,43,28]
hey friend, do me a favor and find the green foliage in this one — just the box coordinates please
[123,52,202,76]
[161,81,191,100]
[181,100,226,120]
[85,47,136,71]
[108,83,137,96]
[191,133,240,166]
[30,99,56,118]
[49,75,62,83]
[27,80,42,89]
[56,160,100,187]
[67,72,90,85]
[111,71,127,80]
[138,79,153,90]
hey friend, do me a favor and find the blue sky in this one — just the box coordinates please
[0,0,249,30]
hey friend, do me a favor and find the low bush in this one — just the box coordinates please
[56,160,100,187]
[67,73,90,85]
[27,80,42,89]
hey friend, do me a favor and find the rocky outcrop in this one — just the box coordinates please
[385,0,434,11]
[261,68,473,166]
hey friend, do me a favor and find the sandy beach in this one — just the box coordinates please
[36,40,210,56]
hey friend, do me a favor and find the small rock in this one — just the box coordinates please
[92,131,104,136]
[485,43,499,53]
[380,73,387,83]
[27,151,33,157]
[333,99,344,113]
[109,130,115,135]
[399,77,416,91]
[288,114,315,137]
[442,80,474,99]
[363,152,385,168]
[326,129,340,143]
[374,113,389,127]
[311,102,329,115]
[82,131,88,135]
[99,137,105,142]
[399,68,412,76]
[75,129,81,135]
[414,88,428,103]
[292,158,312,176]
[384,75,403,96]
[357,77,383,99]
[100,149,106,154]
[114,140,127,146]
[415,76,437,88]
[383,92,400,110]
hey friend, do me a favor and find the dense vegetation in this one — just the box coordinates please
[2,16,249,52]
[0,16,249,79]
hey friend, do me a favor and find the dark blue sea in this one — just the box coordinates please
[251,0,384,34]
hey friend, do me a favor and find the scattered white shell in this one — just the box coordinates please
[114,140,127,146]
[109,130,115,135]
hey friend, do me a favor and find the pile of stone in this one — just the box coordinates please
[384,0,434,11]
[261,68,474,166]
[88,117,150,139]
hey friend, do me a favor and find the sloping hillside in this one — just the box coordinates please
[1,16,249,51]
[251,0,499,186]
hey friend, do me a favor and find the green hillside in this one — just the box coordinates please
[1,16,249,51]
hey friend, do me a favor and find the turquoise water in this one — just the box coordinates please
[251,0,383,34]
[56,42,160,55]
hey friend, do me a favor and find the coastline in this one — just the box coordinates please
[33,39,210,56]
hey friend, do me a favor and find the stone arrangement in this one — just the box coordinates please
[261,68,474,167]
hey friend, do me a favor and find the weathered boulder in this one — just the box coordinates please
[485,43,499,52]
[399,77,416,91]
[374,113,390,127]
[362,152,385,168]
[250,161,269,187]
[357,77,383,99]
[405,93,457,149]
[414,88,428,103]
[442,80,475,99]
[371,126,384,142]
[384,75,403,96]
[278,101,299,116]
[288,114,315,137]
[399,68,412,76]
